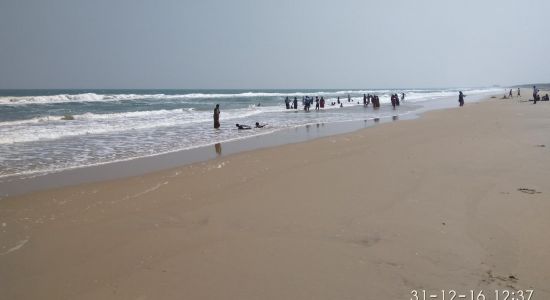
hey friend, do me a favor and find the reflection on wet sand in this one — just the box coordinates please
[215,143,222,156]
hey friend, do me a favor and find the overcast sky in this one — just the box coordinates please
[0,0,549,89]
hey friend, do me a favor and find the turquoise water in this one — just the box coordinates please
[0,88,500,179]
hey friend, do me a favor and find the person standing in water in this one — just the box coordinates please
[315,96,320,110]
[213,104,221,128]
[293,97,298,110]
[517,88,520,97]
[509,89,513,98]
[285,96,290,109]
[401,92,405,102]
[458,91,465,107]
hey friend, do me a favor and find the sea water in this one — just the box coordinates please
[0,88,500,180]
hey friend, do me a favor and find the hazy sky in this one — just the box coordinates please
[1,0,549,89]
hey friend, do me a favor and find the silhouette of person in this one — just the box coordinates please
[236,123,252,130]
[315,97,320,110]
[458,91,465,107]
[213,104,220,128]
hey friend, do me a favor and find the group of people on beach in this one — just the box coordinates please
[362,93,405,108]
[532,85,549,104]
[284,97,299,110]
[500,86,550,103]
[500,86,548,104]
[235,122,266,130]
[503,88,520,99]
[284,93,406,112]
[214,104,268,130]
[304,96,327,111]
[214,91,472,129]
[362,94,381,108]
[390,94,402,108]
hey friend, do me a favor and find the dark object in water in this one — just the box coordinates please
[236,123,251,130]
[61,114,75,120]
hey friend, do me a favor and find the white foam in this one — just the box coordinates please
[0,90,397,106]
[0,239,29,256]
[0,93,150,105]
[0,106,283,144]
[0,88,501,106]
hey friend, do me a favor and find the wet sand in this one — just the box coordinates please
[1,93,549,299]
[0,112,417,197]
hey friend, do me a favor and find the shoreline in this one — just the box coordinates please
[1,93,549,299]
[0,113,417,197]
[0,92,495,197]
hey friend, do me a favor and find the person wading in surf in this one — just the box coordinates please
[213,104,221,128]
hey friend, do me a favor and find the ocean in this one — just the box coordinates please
[0,88,501,181]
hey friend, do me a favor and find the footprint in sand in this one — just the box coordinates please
[480,270,519,289]
[351,234,381,247]
[517,188,541,194]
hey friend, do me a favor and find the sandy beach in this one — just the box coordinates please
[1,93,549,299]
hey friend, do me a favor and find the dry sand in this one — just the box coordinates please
[1,93,549,299]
